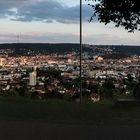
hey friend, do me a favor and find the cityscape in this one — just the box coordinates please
[0,0,140,139]
[0,44,140,102]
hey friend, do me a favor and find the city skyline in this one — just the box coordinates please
[0,0,140,45]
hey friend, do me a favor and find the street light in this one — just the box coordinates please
[80,0,82,103]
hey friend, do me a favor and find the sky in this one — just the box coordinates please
[0,0,140,45]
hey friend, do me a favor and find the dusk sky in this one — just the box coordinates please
[0,0,140,45]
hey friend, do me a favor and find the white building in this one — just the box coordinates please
[29,67,37,86]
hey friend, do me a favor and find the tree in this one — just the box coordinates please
[99,79,115,99]
[133,80,140,99]
[123,75,137,91]
[17,80,28,97]
[127,74,133,82]
[86,0,140,32]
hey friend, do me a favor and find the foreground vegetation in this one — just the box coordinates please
[0,97,140,125]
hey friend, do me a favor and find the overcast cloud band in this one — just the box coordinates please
[0,0,94,23]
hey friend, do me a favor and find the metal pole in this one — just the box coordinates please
[80,0,82,103]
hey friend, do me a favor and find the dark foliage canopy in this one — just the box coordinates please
[86,0,140,32]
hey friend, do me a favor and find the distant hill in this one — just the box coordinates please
[0,43,80,54]
[94,45,140,55]
[0,43,92,56]
[0,43,140,57]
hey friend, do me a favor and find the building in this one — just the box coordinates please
[29,67,37,86]
[0,58,7,66]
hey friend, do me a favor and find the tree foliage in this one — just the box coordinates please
[99,79,115,99]
[133,80,140,99]
[86,0,140,32]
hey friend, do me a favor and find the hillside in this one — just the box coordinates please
[0,43,140,57]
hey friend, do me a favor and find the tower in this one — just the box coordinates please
[29,66,37,86]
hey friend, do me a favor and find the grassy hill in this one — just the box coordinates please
[0,97,140,125]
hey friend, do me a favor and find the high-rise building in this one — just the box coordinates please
[29,66,37,86]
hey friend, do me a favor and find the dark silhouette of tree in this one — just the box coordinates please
[133,80,140,99]
[45,90,63,99]
[99,79,115,99]
[123,75,137,91]
[86,0,140,32]
[17,80,28,97]
[31,91,39,99]
[127,74,133,82]
[46,69,61,79]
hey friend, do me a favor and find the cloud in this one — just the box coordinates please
[1,32,140,45]
[0,0,93,23]
[0,32,79,43]
[83,34,140,45]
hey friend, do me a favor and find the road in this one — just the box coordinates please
[0,120,140,140]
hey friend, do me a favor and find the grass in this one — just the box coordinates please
[0,96,140,125]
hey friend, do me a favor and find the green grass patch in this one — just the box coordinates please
[0,97,140,125]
